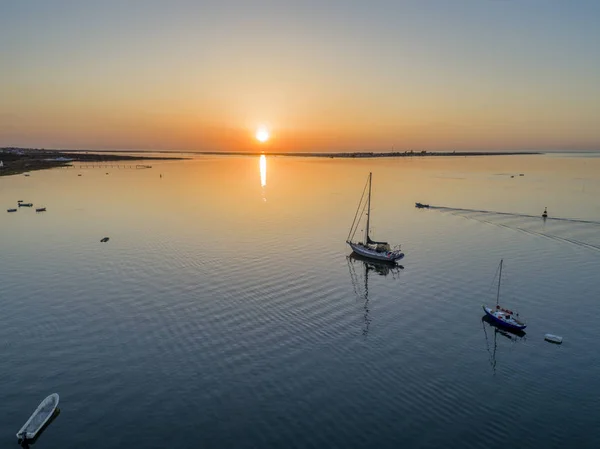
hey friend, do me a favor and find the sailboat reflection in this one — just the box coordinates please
[259,154,267,187]
[482,314,526,374]
[347,253,403,336]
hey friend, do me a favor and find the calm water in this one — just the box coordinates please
[1,153,600,448]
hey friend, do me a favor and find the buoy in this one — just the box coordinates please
[544,334,563,344]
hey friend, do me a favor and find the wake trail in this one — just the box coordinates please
[427,206,600,252]
[429,206,600,226]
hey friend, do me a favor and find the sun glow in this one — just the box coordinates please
[255,126,270,143]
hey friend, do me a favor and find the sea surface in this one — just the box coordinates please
[1,152,600,448]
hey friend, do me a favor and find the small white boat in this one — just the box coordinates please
[544,334,563,344]
[16,393,59,441]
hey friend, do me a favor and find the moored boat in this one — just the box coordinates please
[346,173,404,262]
[7,208,17,212]
[16,393,59,442]
[36,207,47,212]
[483,305,527,331]
[482,260,526,331]
[18,202,33,207]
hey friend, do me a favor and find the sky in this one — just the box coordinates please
[1,0,599,152]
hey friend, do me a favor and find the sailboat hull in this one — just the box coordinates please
[482,306,527,330]
[347,242,404,262]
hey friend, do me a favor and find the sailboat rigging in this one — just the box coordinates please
[346,173,404,262]
[482,259,526,331]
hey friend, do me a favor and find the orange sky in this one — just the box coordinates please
[1,2,599,152]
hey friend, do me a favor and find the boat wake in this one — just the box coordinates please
[429,206,600,226]
[428,206,600,252]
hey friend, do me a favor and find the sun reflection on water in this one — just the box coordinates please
[259,154,267,187]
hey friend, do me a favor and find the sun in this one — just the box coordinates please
[255,126,270,143]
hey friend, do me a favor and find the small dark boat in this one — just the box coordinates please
[100,237,110,242]
[415,202,429,208]
[542,207,548,218]
[18,203,33,207]
[17,200,23,203]
[7,208,17,212]
[36,207,47,212]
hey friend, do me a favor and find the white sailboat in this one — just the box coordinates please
[346,172,404,262]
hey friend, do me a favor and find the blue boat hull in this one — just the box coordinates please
[482,306,527,330]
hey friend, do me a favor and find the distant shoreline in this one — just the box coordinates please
[62,148,543,158]
[193,150,542,158]
[0,148,182,177]
[0,147,544,177]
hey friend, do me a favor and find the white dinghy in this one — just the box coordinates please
[16,393,59,442]
[544,334,563,344]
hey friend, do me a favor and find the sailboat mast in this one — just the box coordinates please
[365,172,372,244]
[496,259,503,307]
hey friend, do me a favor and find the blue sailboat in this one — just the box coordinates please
[482,260,526,331]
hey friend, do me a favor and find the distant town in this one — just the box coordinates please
[198,150,541,158]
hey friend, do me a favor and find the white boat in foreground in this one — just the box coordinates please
[346,172,404,262]
[16,393,59,441]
